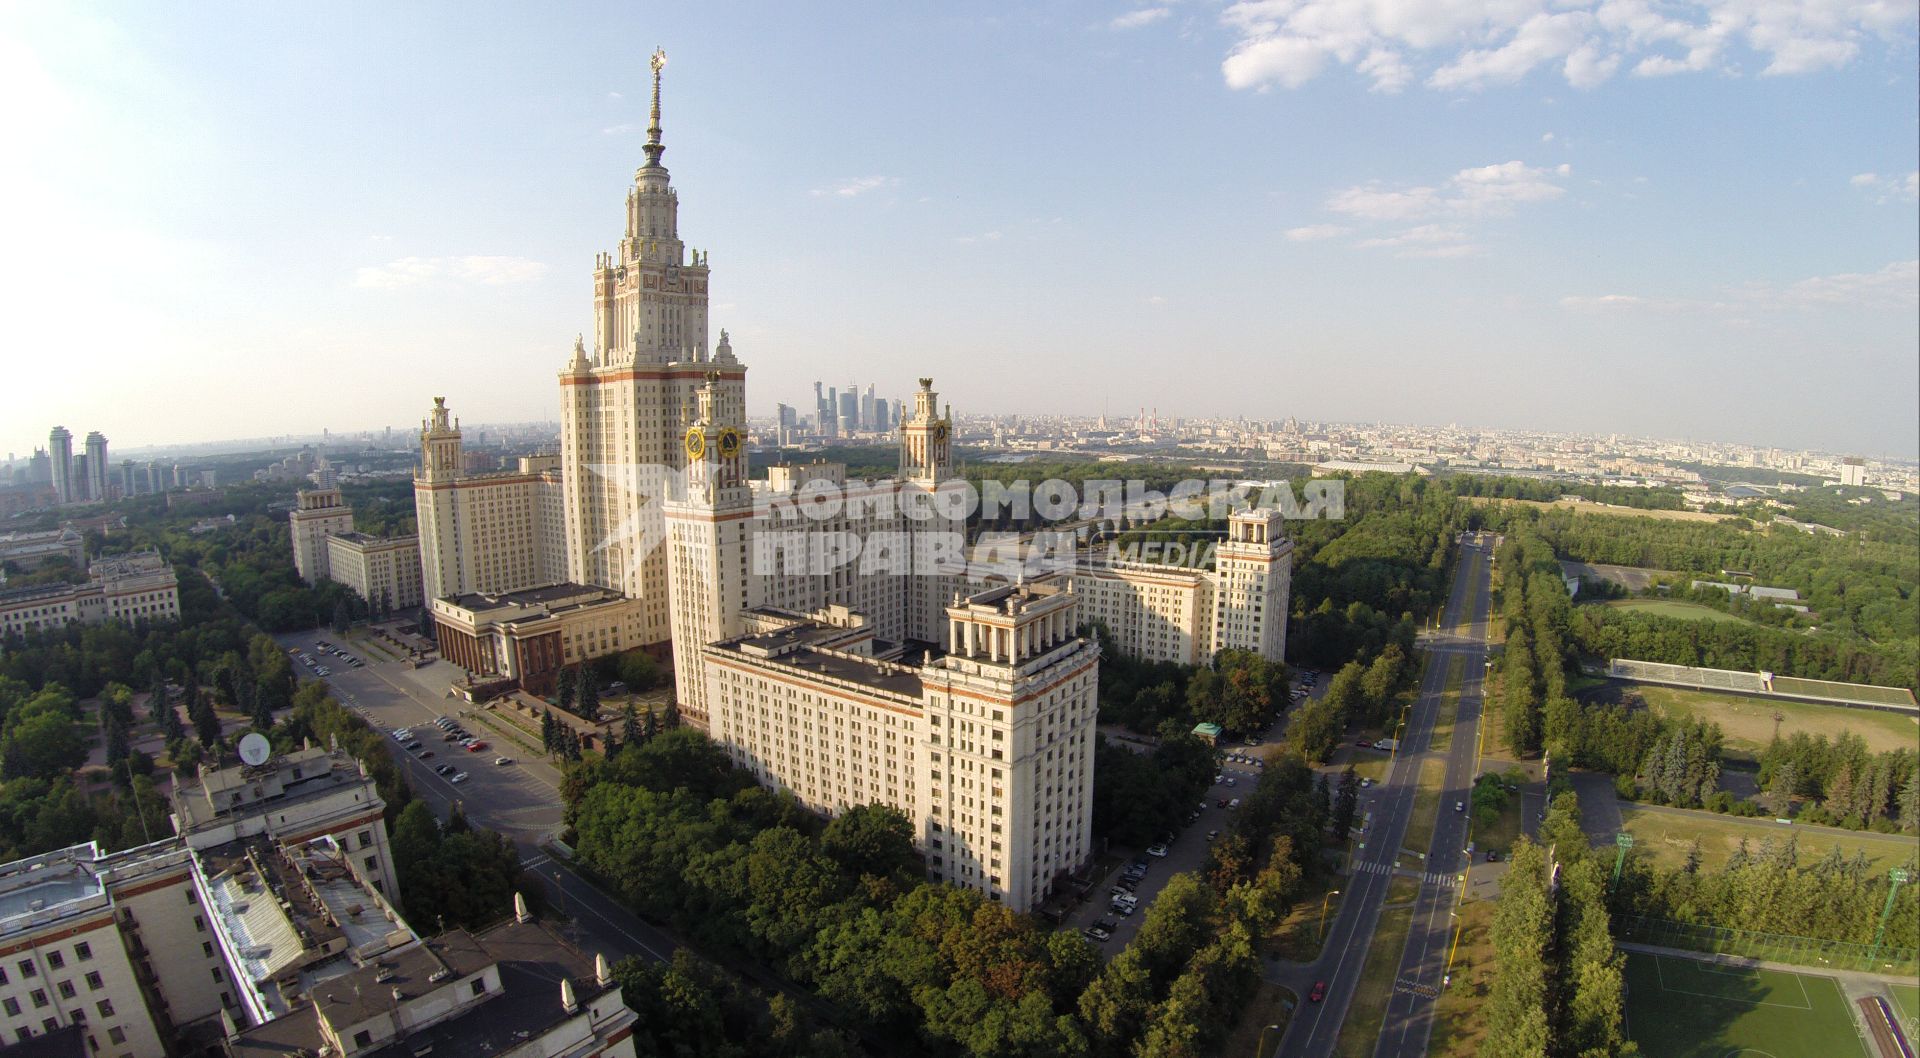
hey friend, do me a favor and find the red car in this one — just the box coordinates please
[466,741,488,752]
[1309,981,1327,1002]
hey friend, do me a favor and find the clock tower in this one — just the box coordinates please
[899,377,953,483]
[663,371,755,728]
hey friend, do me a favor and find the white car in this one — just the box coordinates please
[493,756,513,766]
[392,730,412,741]
[449,772,469,784]
[1146,844,1169,857]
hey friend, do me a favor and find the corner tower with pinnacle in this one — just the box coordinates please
[560,49,747,649]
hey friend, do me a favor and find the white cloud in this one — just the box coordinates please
[601,123,638,135]
[1216,0,1914,92]
[1562,259,1919,312]
[812,175,896,198]
[1285,223,1350,241]
[1850,170,1919,203]
[1145,294,1169,304]
[1110,7,1171,30]
[1328,160,1570,220]
[954,230,1003,245]
[1356,224,1470,248]
[353,255,548,290]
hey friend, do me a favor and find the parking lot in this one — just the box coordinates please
[275,631,567,851]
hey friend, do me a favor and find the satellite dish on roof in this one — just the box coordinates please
[239,732,272,768]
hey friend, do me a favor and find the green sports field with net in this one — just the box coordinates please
[1624,952,1866,1058]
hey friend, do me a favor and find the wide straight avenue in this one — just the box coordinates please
[1279,533,1496,1058]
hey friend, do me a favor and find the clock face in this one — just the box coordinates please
[718,427,741,458]
[933,423,949,442]
[684,428,706,460]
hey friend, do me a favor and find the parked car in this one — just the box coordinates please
[419,751,435,759]
[1224,777,1237,787]
[1095,919,1119,933]
[434,764,456,775]
[392,730,412,741]
[466,741,488,752]
[1454,801,1466,813]
[1115,877,1139,892]
[1084,925,1112,942]
[1109,901,1136,917]
[1360,777,1374,788]
[449,772,469,784]
[1309,981,1328,1002]
[493,756,513,766]
[1206,829,1220,842]
[1146,844,1169,858]
[1216,797,1230,808]
[404,741,421,751]
[1227,798,1241,811]
[1486,850,1499,862]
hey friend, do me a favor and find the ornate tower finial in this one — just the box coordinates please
[643,47,668,170]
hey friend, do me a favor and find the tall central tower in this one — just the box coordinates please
[560,50,747,649]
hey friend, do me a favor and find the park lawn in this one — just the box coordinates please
[1400,757,1447,857]
[1623,951,1866,1058]
[1601,598,1755,625]
[1332,903,1415,1058]
[1221,981,1296,1058]
[1889,982,1919,1040]
[1427,898,1497,1058]
[1269,876,1343,962]
[1635,683,1919,760]
[1620,805,1920,873]
[1428,657,1466,754]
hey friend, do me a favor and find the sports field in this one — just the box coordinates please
[1621,805,1920,873]
[1624,952,1866,1058]
[1635,684,1920,759]
[1891,983,1919,1040]
[1603,598,1755,624]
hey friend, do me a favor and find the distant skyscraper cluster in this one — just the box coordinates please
[809,380,895,441]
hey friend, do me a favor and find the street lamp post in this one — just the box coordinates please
[1256,1023,1283,1058]
[1318,890,1342,941]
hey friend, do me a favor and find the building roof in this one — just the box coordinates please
[226,919,619,1058]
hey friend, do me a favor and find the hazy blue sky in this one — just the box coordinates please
[3,2,1915,456]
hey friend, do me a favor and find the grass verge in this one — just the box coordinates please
[1427,897,1496,1058]
[1269,875,1343,962]
[1221,981,1298,1058]
[1331,903,1415,1058]
[1401,757,1447,855]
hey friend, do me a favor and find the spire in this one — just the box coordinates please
[642,47,668,170]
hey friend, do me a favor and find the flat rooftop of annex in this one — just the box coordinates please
[0,844,105,928]
[441,581,624,615]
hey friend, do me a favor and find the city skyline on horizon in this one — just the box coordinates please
[3,4,1915,458]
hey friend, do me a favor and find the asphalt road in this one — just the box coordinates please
[1372,538,1496,1058]
[1274,533,1495,1058]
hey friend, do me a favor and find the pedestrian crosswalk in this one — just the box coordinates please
[1352,861,1460,890]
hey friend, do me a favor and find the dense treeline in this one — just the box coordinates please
[1618,835,1919,950]
[1536,506,1912,645]
[1479,794,1634,1058]
[1568,608,1917,692]
[390,801,527,932]
[1445,473,1687,510]
[1089,735,1215,849]
[1094,641,1289,737]
[568,725,1335,1056]
[1757,732,1918,832]
[1285,646,1410,761]
[1084,755,1326,1057]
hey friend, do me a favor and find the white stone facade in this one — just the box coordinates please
[414,399,568,602]
[325,533,424,612]
[290,489,354,585]
[702,580,1096,911]
[0,551,180,638]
